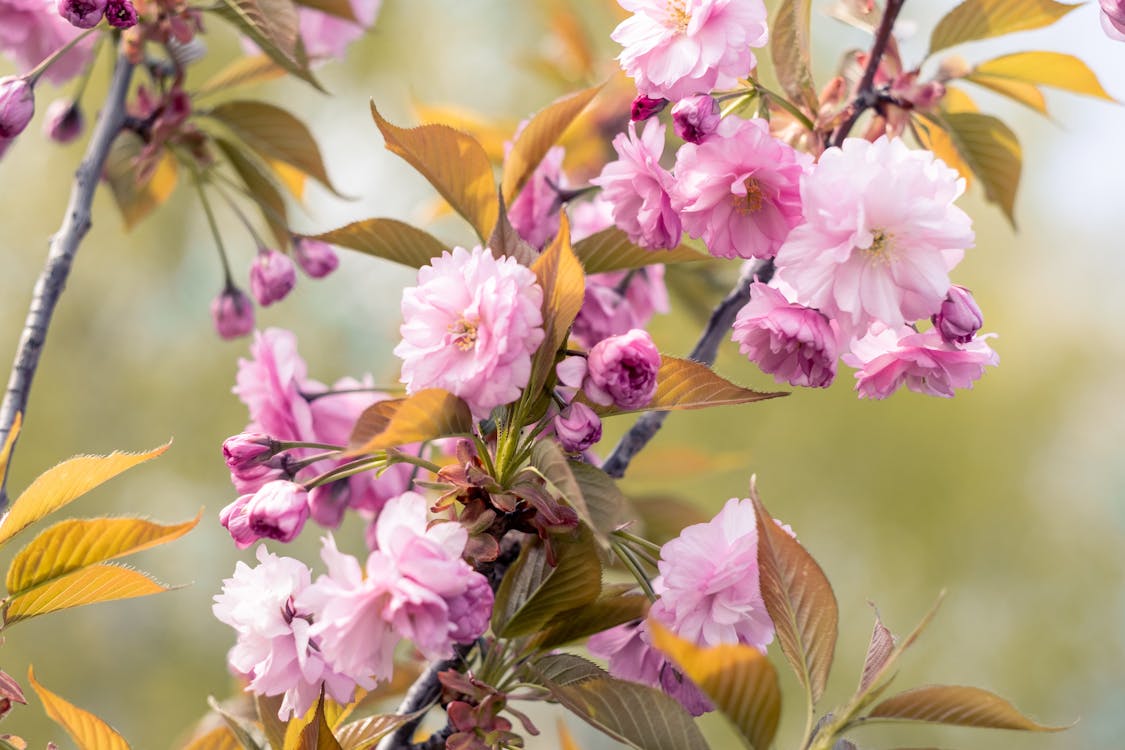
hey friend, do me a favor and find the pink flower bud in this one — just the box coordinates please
[585,329,661,410]
[671,95,720,144]
[246,480,309,544]
[219,495,256,548]
[630,95,667,122]
[554,401,603,452]
[249,248,297,306]
[43,99,84,143]
[293,237,339,278]
[211,285,255,340]
[230,453,294,495]
[1102,0,1125,24]
[308,481,351,528]
[222,432,280,471]
[57,0,106,28]
[0,77,34,139]
[104,0,137,28]
[931,284,983,344]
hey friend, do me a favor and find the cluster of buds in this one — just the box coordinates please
[57,0,137,29]
[438,671,539,750]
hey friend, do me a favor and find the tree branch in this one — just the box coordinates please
[0,53,136,508]
[830,0,907,148]
[601,258,774,480]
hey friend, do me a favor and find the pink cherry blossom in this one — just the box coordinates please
[591,119,682,250]
[672,116,808,260]
[612,0,769,101]
[585,329,661,410]
[842,324,999,399]
[234,328,316,442]
[299,0,380,59]
[569,195,615,242]
[0,0,93,84]
[572,265,670,349]
[250,248,297,307]
[508,145,565,249]
[57,0,105,29]
[0,76,34,138]
[395,246,545,418]
[774,136,974,336]
[1102,0,1125,40]
[211,285,255,340]
[932,284,982,345]
[731,282,839,388]
[293,237,339,278]
[554,401,603,452]
[671,95,720,143]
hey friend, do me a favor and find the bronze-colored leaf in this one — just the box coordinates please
[285,693,342,750]
[28,666,130,749]
[869,685,1067,731]
[208,696,267,750]
[928,0,1078,55]
[593,357,786,417]
[533,593,649,650]
[215,137,291,248]
[4,564,171,625]
[333,714,415,750]
[305,218,447,268]
[530,441,591,531]
[771,0,818,114]
[572,228,705,275]
[858,606,896,694]
[487,194,539,266]
[927,111,1021,228]
[103,134,179,229]
[527,212,585,397]
[210,0,321,90]
[347,390,473,454]
[255,694,287,750]
[568,462,631,538]
[195,55,286,97]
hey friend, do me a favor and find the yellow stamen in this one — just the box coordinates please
[733,177,764,216]
[665,0,691,33]
[862,228,897,265]
[449,318,479,351]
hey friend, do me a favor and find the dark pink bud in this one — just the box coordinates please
[554,401,602,452]
[219,495,256,548]
[671,95,720,143]
[230,453,295,495]
[1102,0,1125,24]
[57,0,106,28]
[585,328,661,410]
[245,480,309,544]
[249,248,297,306]
[104,0,137,28]
[308,480,351,528]
[211,285,255,339]
[222,432,280,471]
[293,237,339,278]
[932,285,983,345]
[43,99,84,143]
[630,95,667,122]
[0,77,34,139]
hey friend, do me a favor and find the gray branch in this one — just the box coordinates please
[0,53,136,508]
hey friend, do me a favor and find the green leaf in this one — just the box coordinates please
[770,0,818,113]
[629,495,710,546]
[868,685,1067,731]
[0,442,169,549]
[962,75,1048,115]
[650,620,781,750]
[347,390,473,454]
[527,654,710,750]
[530,441,591,529]
[533,593,649,650]
[593,357,786,417]
[751,482,837,705]
[305,219,447,268]
[568,462,631,539]
[971,52,1115,101]
[210,0,322,91]
[334,714,415,750]
[527,213,586,397]
[6,512,199,596]
[572,228,706,275]
[195,55,286,98]
[501,84,602,204]
[215,137,292,248]
[28,667,130,749]
[370,103,499,241]
[103,134,179,230]
[491,525,601,638]
[4,564,171,625]
[928,0,1079,55]
[926,111,1022,228]
[208,101,341,195]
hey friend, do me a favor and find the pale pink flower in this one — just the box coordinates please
[774,137,974,336]
[731,282,839,388]
[234,328,316,442]
[573,266,670,348]
[298,0,380,59]
[212,546,359,719]
[842,324,999,399]
[569,196,615,242]
[395,246,545,418]
[508,145,565,249]
[672,117,808,260]
[585,329,661,410]
[650,497,774,650]
[0,0,93,84]
[612,0,769,101]
[592,120,682,250]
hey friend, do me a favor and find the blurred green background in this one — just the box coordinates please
[1,1,1123,748]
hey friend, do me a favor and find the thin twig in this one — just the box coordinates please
[830,0,907,148]
[0,53,136,508]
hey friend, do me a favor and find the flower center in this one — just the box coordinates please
[733,178,764,216]
[664,0,691,33]
[449,317,479,351]
[862,228,897,264]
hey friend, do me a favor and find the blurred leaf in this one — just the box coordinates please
[0,412,19,488]
[858,606,896,694]
[492,525,601,638]
[929,0,1078,55]
[751,482,837,704]
[911,115,974,190]
[929,111,1021,227]
[408,100,514,162]
[593,357,786,417]
[215,137,292,248]
[370,103,498,241]
[285,694,342,750]
[650,619,781,750]
[573,228,706,274]
[211,0,322,90]
[941,86,980,114]
[771,0,818,113]
[629,495,710,545]
[28,666,130,749]
[962,75,1047,115]
[347,390,473,454]
[534,593,649,649]
[293,0,356,22]
[625,446,745,483]
[209,696,267,750]
[103,135,178,229]
[4,564,170,625]
[569,462,631,538]
[6,512,199,595]
[209,101,340,195]
[334,714,415,750]
[487,195,538,266]
[181,726,244,750]
[306,218,447,268]
[530,441,591,530]
[501,84,601,204]
[527,654,709,750]
[868,685,1066,731]
[255,694,287,750]
[270,159,308,200]
[972,51,1115,101]
[557,719,582,750]
[196,55,286,97]
[0,442,169,548]
[528,213,585,397]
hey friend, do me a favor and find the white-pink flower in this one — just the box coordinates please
[0,0,93,84]
[650,497,773,650]
[672,117,808,260]
[395,246,545,418]
[298,0,381,60]
[612,0,769,101]
[234,328,316,442]
[732,282,839,388]
[572,266,670,349]
[591,119,682,250]
[508,144,565,249]
[774,137,974,336]
[842,324,999,399]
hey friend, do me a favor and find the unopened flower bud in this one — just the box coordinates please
[230,452,295,495]
[0,77,34,139]
[630,95,667,122]
[308,480,351,528]
[931,285,983,345]
[671,95,720,144]
[104,0,137,27]
[1104,0,1125,22]
[43,99,84,143]
[249,248,297,306]
[585,329,661,410]
[222,432,280,471]
[246,480,309,544]
[218,495,256,548]
[57,0,106,28]
[293,237,339,278]
[211,285,255,339]
[554,402,602,452]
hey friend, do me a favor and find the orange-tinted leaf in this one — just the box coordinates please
[528,213,585,397]
[965,75,1048,115]
[28,667,130,749]
[306,218,447,268]
[256,693,288,749]
[557,720,582,750]
[215,137,291,248]
[207,696,265,750]
[285,693,342,750]
[333,714,415,750]
[594,357,786,417]
[0,442,169,548]
[751,481,837,704]
[4,564,170,625]
[973,51,1115,101]
[912,115,974,190]
[370,103,498,241]
[180,726,244,750]
[195,54,286,97]
[929,0,1078,55]
[211,0,321,90]
[771,0,818,113]
[103,135,179,229]
[941,85,980,114]
[572,228,706,274]
[650,620,781,750]
[935,111,1021,227]
[869,685,1067,731]
[347,390,473,454]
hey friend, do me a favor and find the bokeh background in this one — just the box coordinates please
[1,1,1123,747]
